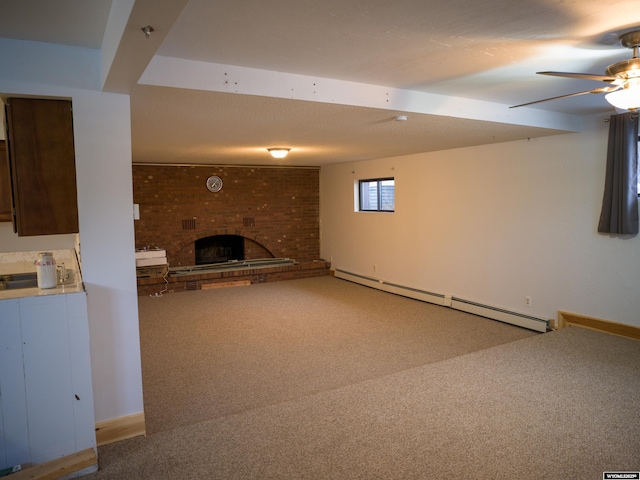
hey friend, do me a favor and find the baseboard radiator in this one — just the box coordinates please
[334,269,549,333]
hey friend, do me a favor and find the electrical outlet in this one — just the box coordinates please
[524,296,532,307]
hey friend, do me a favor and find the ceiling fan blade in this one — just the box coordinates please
[537,71,619,83]
[509,86,621,109]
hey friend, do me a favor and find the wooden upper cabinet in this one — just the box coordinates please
[5,98,79,236]
[0,140,11,222]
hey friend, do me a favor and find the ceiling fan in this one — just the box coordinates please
[511,30,640,111]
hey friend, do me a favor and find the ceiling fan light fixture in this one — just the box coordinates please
[605,81,640,111]
[268,148,290,159]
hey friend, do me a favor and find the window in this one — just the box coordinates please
[359,178,394,212]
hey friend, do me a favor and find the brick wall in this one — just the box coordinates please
[132,165,320,267]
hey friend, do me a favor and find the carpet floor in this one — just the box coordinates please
[87,277,640,479]
[138,276,537,435]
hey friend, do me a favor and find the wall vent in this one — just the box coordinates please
[182,218,196,230]
[185,281,198,291]
[243,217,255,227]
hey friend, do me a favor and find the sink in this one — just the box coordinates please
[0,272,38,290]
[1,272,38,282]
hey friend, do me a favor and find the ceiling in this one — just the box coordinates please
[1,0,639,166]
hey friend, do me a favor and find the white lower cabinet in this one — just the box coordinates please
[0,292,96,470]
[0,299,29,470]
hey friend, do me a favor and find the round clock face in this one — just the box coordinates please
[206,175,223,192]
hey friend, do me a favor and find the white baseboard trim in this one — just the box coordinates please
[334,269,447,306]
[334,269,549,333]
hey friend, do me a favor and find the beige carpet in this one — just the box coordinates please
[87,277,640,479]
[137,276,537,435]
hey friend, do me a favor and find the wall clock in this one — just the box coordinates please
[206,175,223,192]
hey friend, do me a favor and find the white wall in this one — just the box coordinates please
[321,120,640,328]
[0,225,77,252]
[0,39,144,423]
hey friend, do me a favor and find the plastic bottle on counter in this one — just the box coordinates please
[36,252,57,289]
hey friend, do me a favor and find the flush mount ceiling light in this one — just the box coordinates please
[268,148,290,159]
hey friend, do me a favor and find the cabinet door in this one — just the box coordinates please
[0,300,30,470]
[66,292,96,452]
[5,98,79,236]
[0,141,11,222]
[20,295,76,465]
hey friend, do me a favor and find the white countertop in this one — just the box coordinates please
[0,249,85,301]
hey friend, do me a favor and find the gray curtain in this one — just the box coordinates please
[597,113,639,235]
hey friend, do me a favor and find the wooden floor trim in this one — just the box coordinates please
[201,279,251,289]
[558,311,640,341]
[95,412,146,447]
[8,448,97,480]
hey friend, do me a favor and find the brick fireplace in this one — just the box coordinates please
[132,164,329,293]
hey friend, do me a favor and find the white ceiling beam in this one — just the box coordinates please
[139,55,586,133]
[101,0,189,94]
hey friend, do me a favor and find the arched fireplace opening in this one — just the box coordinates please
[195,234,244,265]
